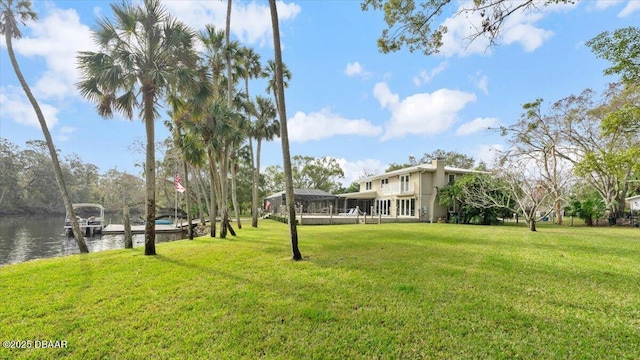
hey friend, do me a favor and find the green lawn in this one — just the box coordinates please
[1,221,639,359]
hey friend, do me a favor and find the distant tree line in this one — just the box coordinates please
[0,139,145,215]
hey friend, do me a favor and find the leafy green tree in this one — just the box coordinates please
[291,155,345,193]
[453,154,560,231]
[0,139,24,213]
[335,182,360,194]
[586,26,640,85]
[77,0,200,255]
[1,0,88,251]
[19,141,61,212]
[269,0,302,260]
[587,27,640,141]
[437,173,513,225]
[65,154,100,204]
[565,191,606,227]
[361,0,570,55]
[262,165,285,196]
[387,149,475,171]
[99,168,145,214]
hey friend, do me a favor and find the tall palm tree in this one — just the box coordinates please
[239,46,265,228]
[222,0,234,238]
[167,116,206,240]
[77,0,199,255]
[262,59,292,113]
[269,0,302,261]
[198,26,225,238]
[1,0,89,253]
[199,22,247,238]
[252,95,280,218]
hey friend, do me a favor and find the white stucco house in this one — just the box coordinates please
[337,159,478,222]
[626,195,640,211]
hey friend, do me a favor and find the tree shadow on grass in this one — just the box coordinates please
[153,253,250,284]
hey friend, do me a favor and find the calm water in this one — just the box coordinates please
[0,215,182,267]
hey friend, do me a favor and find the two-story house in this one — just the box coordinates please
[337,158,477,222]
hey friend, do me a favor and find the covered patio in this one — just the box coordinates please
[335,190,377,215]
[265,189,337,215]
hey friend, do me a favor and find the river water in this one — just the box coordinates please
[0,215,182,267]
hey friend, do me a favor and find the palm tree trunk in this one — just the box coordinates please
[5,32,89,253]
[193,167,202,221]
[183,161,193,239]
[247,77,259,228]
[207,149,218,237]
[254,138,263,221]
[269,0,302,261]
[231,158,242,229]
[195,169,209,223]
[162,176,171,210]
[222,0,233,239]
[220,145,230,238]
[142,85,156,255]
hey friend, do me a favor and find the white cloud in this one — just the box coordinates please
[618,1,640,17]
[501,23,553,52]
[475,144,504,167]
[0,86,59,129]
[373,82,477,140]
[288,108,382,142]
[438,0,561,57]
[10,7,93,100]
[93,6,103,17]
[163,0,301,47]
[594,0,623,10]
[413,62,448,86]
[344,61,371,78]
[56,126,77,142]
[471,72,489,95]
[455,117,500,136]
[335,158,385,186]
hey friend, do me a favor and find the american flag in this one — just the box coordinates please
[174,173,185,193]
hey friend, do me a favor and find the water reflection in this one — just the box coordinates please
[0,215,183,266]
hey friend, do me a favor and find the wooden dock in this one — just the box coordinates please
[102,220,204,235]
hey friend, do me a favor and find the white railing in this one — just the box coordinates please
[381,183,414,195]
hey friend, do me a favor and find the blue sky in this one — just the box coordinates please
[1,0,638,185]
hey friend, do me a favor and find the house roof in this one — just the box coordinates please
[358,164,479,183]
[265,188,337,201]
[625,195,640,201]
[336,190,378,199]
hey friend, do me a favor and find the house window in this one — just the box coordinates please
[375,199,391,216]
[448,174,456,184]
[365,181,372,190]
[400,174,410,192]
[396,198,415,217]
[380,178,389,189]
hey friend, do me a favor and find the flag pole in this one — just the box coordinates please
[175,167,178,227]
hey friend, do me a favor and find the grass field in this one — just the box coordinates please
[1,221,639,359]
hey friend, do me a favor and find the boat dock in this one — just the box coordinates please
[102,220,204,235]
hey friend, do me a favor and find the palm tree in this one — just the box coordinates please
[238,47,265,228]
[252,96,280,217]
[269,0,302,261]
[222,0,235,238]
[167,116,207,240]
[1,0,89,253]
[262,59,292,113]
[77,0,199,255]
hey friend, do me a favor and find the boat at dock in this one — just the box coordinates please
[64,203,105,237]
